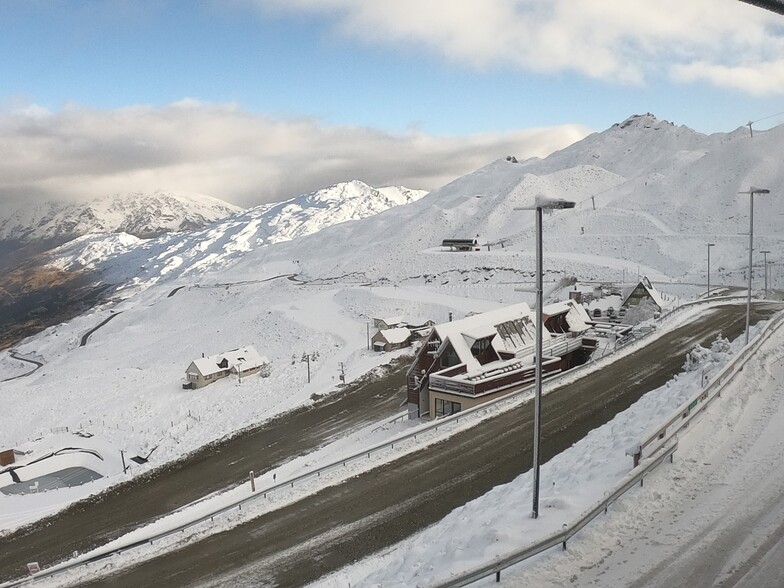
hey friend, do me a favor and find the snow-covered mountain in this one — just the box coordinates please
[3,113,784,537]
[46,181,428,277]
[43,114,784,293]
[241,180,427,246]
[0,190,244,242]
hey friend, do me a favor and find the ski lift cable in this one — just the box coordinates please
[749,110,784,125]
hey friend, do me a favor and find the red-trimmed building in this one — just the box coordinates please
[406,300,597,419]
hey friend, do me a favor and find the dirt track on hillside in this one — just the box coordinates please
[76,303,779,588]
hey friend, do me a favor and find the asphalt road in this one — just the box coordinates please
[80,303,777,588]
[0,357,410,583]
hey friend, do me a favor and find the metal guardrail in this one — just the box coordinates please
[632,307,784,464]
[4,298,761,587]
[5,335,623,586]
[431,300,781,588]
[433,443,678,588]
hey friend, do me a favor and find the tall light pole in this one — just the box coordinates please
[706,242,715,298]
[515,194,575,520]
[739,187,771,345]
[761,250,771,296]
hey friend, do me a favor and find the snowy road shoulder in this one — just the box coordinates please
[310,315,782,587]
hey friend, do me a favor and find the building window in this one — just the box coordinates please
[440,344,460,368]
[435,398,462,417]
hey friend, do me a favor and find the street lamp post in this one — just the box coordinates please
[761,250,771,296]
[706,243,715,298]
[515,195,575,520]
[739,187,771,345]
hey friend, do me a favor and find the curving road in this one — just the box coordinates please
[1,350,44,382]
[79,312,122,347]
[77,303,778,588]
[0,358,410,583]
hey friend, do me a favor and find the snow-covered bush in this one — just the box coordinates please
[683,335,732,372]
[258,362,272,378]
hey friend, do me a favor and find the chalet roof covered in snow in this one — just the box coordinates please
[377,316,403,327]
[623,276,665,310]
[377,327,411,344]
[190,346,266,376]
[543,299,593,333]
[433,302,549,373]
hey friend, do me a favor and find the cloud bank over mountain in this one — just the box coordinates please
[0,101,588,209]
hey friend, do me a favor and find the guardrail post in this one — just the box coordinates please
[562,540,567,550]
[496,571,501,582]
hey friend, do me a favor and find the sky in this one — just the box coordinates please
[2,0,784,208]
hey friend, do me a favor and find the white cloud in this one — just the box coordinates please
[251,0,784,92]
[0,102,589,208]
[671,60,784,95]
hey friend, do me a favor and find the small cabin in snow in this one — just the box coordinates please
[372,327,412,352]
[183,346,267,389]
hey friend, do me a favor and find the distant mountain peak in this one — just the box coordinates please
[0,190,244,243]
[615,113,671,130]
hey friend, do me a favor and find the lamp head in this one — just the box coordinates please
[740,186,771,195]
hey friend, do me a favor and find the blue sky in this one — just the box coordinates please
[2,0,784,207]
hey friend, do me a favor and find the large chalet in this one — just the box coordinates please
[406,300,597,419]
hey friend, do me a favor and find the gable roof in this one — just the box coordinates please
[377,327,411,344]
[375,316,403,327]
[622,276,665,310]
[189,346,266,377]
[543,299,592,333]
[433,302,549,373]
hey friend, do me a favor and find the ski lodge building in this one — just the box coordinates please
[406,300,597,419]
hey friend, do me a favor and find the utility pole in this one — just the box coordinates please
[747,121,754,138]
[338,362,345,383]
[301,352,312,383]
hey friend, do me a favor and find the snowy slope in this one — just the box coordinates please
[248,181,427,246]
[39,114,784,297]
[0,191,244,241]
[45,181,427,281]
[2,114,784,540]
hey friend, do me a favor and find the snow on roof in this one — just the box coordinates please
[622,276,665,310]
[544,299,592,333]
[462,324,498,341]
[190,346,266,376]
[433,302,548,372]
[377,316,403,326]
[378,327,411,344]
